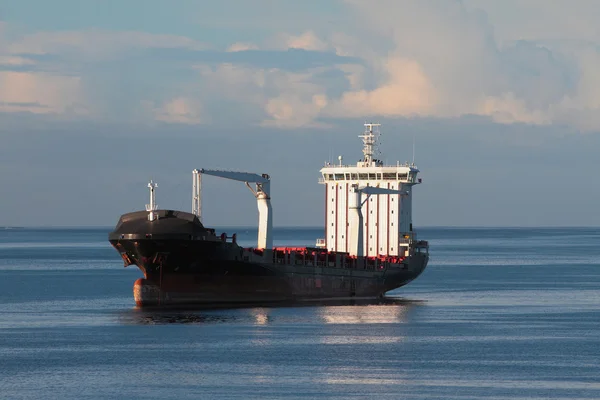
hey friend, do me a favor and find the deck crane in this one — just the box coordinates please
[348,185,409,257]
[192,168,273,250]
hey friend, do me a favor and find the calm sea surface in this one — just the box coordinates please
[1,227,599,399]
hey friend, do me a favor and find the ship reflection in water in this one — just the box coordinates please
[118,297,423,326]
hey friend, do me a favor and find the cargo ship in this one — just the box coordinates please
[108,123,429,307]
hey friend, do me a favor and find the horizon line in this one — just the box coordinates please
[2,225,600,230]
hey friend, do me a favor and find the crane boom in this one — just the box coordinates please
[197,169,269,184]
[192,168,273,250]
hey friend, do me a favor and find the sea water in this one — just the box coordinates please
[0,227,599,399]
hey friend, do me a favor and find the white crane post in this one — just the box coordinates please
[348,184,364,257]
[348,186,409,257]
[256,178,273,250]
[192,169,202,221]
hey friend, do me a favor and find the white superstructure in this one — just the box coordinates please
[319,123,422,258]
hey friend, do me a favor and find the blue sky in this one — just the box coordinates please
[1,0,600,227]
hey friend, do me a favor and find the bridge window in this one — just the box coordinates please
[351,173,358,180]
[383,173,396,179]
[368,173,376,179]
[358,173,368,180]
[334,174,344,180]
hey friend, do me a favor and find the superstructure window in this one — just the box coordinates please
[368,173,376,179]
[383,173,396,179]
[351,173,358,180]
[334,174,344,180]
[358,173,368,179]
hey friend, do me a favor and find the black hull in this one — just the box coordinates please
[108,209,429,307]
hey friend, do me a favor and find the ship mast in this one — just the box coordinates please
[146,180,158,221]
[359,123,381,165]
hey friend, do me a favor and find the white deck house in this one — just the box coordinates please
[318,124,422,258]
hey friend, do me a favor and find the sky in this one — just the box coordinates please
[1,0,600,228]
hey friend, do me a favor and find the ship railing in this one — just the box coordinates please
[259,246,409,270]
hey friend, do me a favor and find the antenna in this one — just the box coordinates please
[412,134,415,165]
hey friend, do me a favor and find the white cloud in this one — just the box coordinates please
[4,3,600,131]
[226,42,259,52]
[8,30,206,58]
[0,71,85,115]
[463,0,600,44]
[196,62,331,127]
[334,0,600,131]
[327,57,438,118]
[151,97,205,125]
[276,31,330,51]
[0,56,35,66]
[0,26,207,122]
